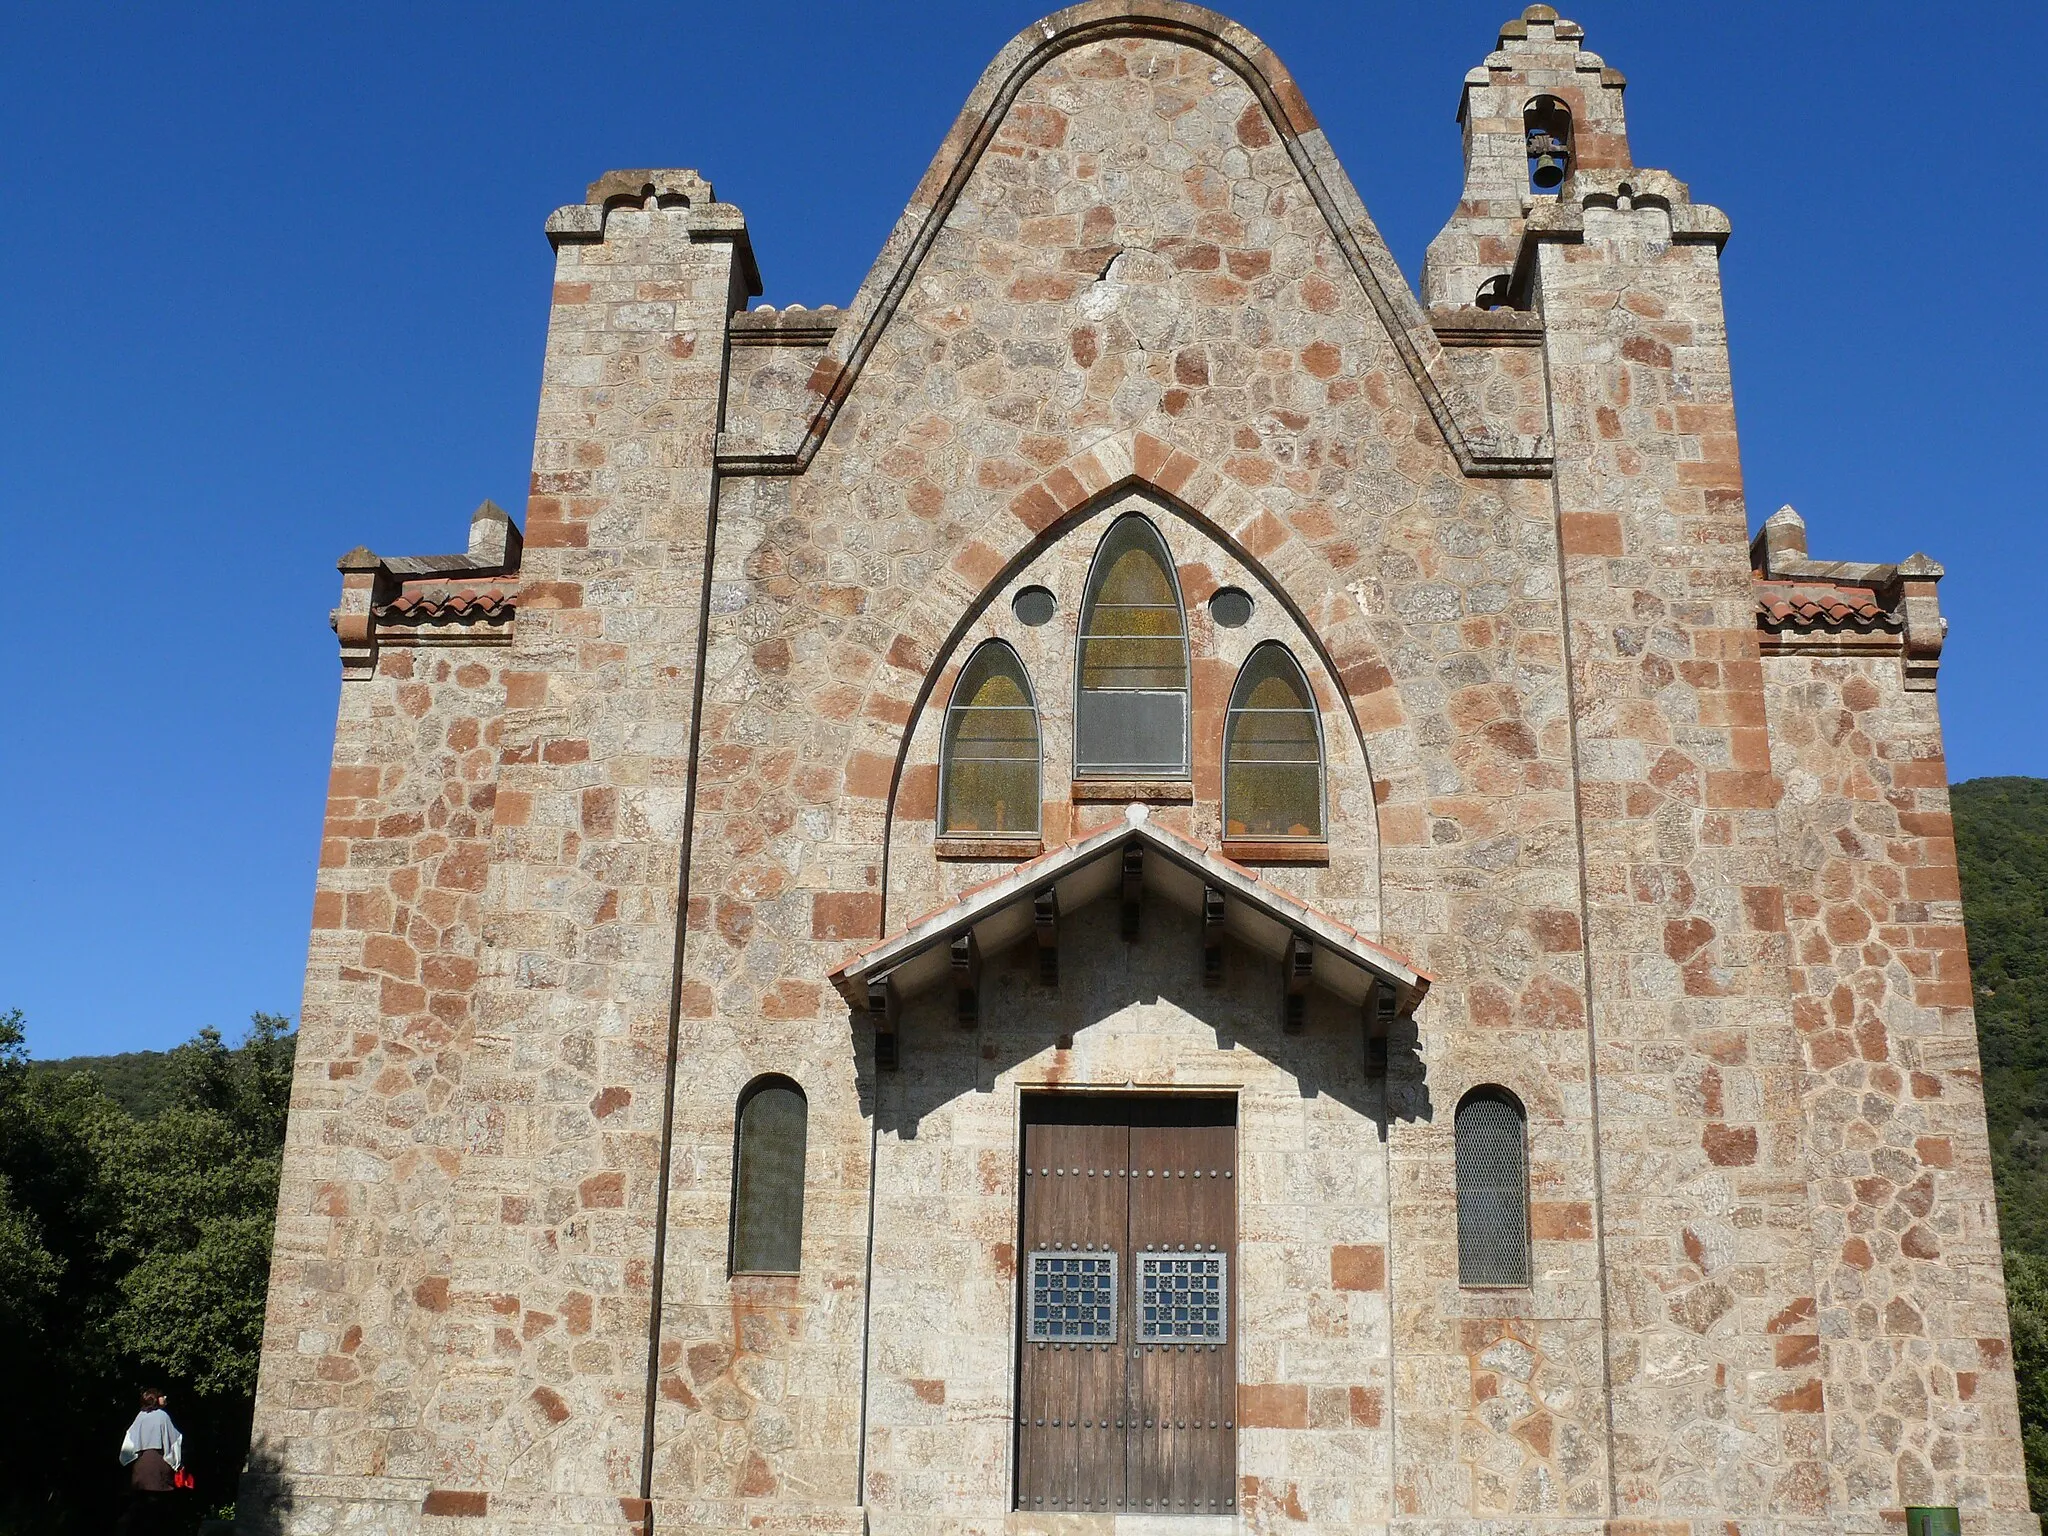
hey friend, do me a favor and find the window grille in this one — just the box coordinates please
[1455,1089,1530,1287]
[941,641,1041,835]
[1026,1251,1119,1342]
[1223,644,1324,839]
[1076,514,1189,778]
[1137,1252,1227,1342]
[731,1078,807,1274]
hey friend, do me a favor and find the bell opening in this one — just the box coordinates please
[1524,96,1573,195]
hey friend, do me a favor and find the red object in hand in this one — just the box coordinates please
[173,1467,195,1492]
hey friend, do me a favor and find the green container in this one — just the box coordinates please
[1905,1508,1961,1536]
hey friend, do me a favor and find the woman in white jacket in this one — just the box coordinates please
[118,1388,183,1533]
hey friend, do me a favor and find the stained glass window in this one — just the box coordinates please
[941,642,1041,836]
[1223,644,1324,839]
[731,1078,806,1274]
[1076,514,1189,777]
[1456,1088,1529,1287]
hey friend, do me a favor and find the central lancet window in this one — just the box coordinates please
[941,640,1041,836]
[1223,643,1325,840]
[1075,513,1190,778]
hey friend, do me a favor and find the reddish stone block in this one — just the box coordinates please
[812,892,882,941]
[1237,1383,1308,1429]
[1664,917,1715,962]
[761,980,822,1019]
[1529,909,1584,952]
[1741,885,1786,932]
[1531,1201,1593,1240]
[1914,1136,1954,1168]
[413,1276,450,1312]
[1766,1297,1816,1333]
[1771,1378,1824,1412]
[1900,1224,1941,1260]
[1774,1333,1820,1367]
[1347,1385,1382,1427]
[1329,1244,1385,1291]
[328,765,381,800]
[421,1490,488,1517]
[1706,770,1780,809]
[844,750,895,799]
[1701,1124,1758,1166]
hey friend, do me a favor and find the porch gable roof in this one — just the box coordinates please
[827,805,1430,1013]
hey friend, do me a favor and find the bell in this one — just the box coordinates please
[1531,150,1566,190]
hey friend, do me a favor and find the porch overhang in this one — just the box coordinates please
[828,805,1431,1023]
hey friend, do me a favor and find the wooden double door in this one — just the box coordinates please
[1016,1098,1236,1516]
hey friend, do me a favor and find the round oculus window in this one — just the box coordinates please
[1209,587,1254,628]
[1012,585,1057,626]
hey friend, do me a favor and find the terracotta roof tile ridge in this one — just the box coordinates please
[1754,577,1899,631]
[375,584,517,620]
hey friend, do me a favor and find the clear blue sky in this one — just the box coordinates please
[3,3,2041,1058]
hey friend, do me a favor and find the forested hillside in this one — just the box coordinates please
[1957,778,2048,1258]
[1953,777,2048,1503]
[27,1046,188,1119]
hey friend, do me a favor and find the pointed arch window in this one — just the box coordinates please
[1076,514,1189,778]
[730,1076,807,1275]
[1455,1087,1530,1287]
[941,641,1041,836]
[1223,644,1324,840]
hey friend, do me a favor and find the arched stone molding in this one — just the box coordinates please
[714,1,1549,480]
[825,428,1423,938]
[884,487,1384,934]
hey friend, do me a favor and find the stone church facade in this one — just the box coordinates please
[244,6,2037,1535]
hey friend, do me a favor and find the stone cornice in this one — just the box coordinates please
[329,502,522,676]
[1750,505,1946,689]
[1507,168,1731,306]
[543,168,764,296]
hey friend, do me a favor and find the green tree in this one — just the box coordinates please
[102,1015,296,1401]
[1953,778,2048,1511]
[2007,1249,2048,1511]
[0,1010,63,1348]
[0,1011,295,1533]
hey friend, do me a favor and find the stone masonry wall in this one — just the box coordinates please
[247,633,511,1528]
[1537,183,1827,1522]
[1768,647,2034,1530]
[403,192,753,1531]
[651,20,1602,1535]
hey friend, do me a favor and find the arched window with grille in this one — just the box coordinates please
[1456,1087,1530,1287]
[1223,643,1324,840]
[941,641,1041,836]
[730,1076,807,1275]
[1075,513,1189,778]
